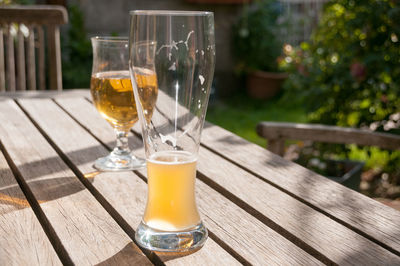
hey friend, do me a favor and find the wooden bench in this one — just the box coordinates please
[256,121,400,156]
[0,5,68,91]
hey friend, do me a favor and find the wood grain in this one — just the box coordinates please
[56,97,324,265]
[24,97,240,266]
[0,99,151,265]
[257,121,400,152]
[46,24,62,91]
[0,28,5,91]
[0,6,66,91]
[267,138,285,156]
[133,91,400,263]
[0,151,61,265]
[0,89,90,99]
[5,25,15,91]
[196,146,400,264]
[26,26,36,91]
[132,88,400,258]
[37,26,46,90]
[0,5,68,25]
[16,28,26,91]
[201,122,400,255]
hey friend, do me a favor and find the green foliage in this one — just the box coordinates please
[282,0,400,129]
[232,0,285,73]
[1,0,34,4]
[62,5,92,89]
[281,0,400,177]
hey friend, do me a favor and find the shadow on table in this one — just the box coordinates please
[0,136,143,208]
[0,175,94,214]
[95,242,204,265]
[95,243,153,266]
[215,135,250,146]
[155,245,203,262]
[0,136,141,186]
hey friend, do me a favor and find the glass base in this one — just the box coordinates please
[94,152,145,171]
[135,221,208,252]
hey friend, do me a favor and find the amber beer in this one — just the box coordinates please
[144,151,200,231]
[91,69,157,131]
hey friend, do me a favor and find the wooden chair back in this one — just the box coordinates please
[0,5,68,91]
[257,121,400,156]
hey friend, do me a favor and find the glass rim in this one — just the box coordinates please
[91,36,128,42]
[129,10,213,16]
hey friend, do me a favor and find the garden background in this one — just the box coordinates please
[10,0,400,206]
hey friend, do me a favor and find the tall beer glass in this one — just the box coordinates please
[129,11,215,252]
[90,37,146,171]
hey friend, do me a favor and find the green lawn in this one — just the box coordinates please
[205,93,308,147]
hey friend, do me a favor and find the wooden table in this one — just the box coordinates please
[0,90,399,265]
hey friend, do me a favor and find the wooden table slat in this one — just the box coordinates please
[0,90,399,265]
[22,97,241,265]
[0,89,90,99]
[0,99,152,265]
[196,146,400,264]
[131,90,400,262]
[55,97,324,265]
[130,91,400,264]
[201,122,400,255]
[0,151,61,265]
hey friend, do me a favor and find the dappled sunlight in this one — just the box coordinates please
[84,170,101,179]
[96,243,150,266]
[291,164,400,240]
[216,135,249,146]
[0,192,32,208]
[0,191,40,214]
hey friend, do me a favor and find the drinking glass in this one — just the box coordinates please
[90,37,145,171]
[129,11,215,252]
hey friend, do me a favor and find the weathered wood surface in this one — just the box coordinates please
[56,97,322,265]
[46,24,63,91]
[202,122,400,255]
[24,98,241,266]
[1,91,399,265]
[4,25,15,91]
[135,91,400,264]
[0,99,151,265]
[26,25,36,91]
[0,151,61,265]
[0,89,90,99]
[0,29,5,91]
[16,28,26,91]
[0,5,68,25]
[267,138,285,156]
[0,5,67,91]
[257,121,400,154]
[196,146,400,264]
[37,26,46,91]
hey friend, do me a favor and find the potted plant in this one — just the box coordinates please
[232,0,287,99]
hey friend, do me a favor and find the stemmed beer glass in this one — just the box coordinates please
[129,11,215,252]
[90,37,146,171]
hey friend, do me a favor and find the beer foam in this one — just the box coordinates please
[149,150,197,165]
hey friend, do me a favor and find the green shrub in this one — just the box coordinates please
[232,0,284,73]
[62,5,92,89]
[282,0,400,129]
[280,0,400,180]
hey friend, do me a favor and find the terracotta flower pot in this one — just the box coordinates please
[246,71,288,100]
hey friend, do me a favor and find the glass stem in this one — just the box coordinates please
[113,130,131,156]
